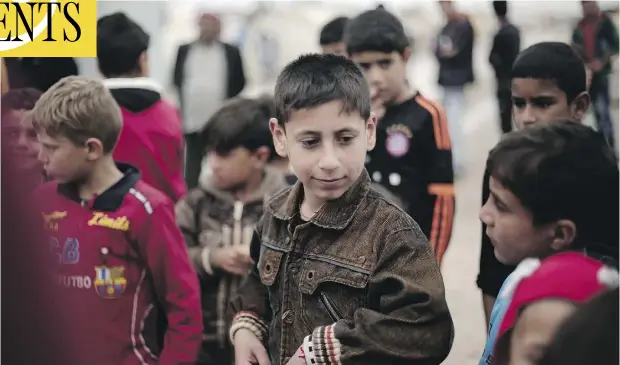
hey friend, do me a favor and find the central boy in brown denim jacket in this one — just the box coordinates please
[176,97,289,365]
[229,54,453,365]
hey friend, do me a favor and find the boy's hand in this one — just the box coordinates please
[233,329,270,365]
[210,247,253,275]
[284,346,307,365]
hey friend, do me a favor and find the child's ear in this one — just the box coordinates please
[549,219,577,252]
[138,51,149,77]
[401,47,412,63]
[571,91,591,121]
[84,138,104,161]
[366,113,377,151]
[269,118,288,158]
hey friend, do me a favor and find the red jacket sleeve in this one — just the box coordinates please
[138,200,202,364]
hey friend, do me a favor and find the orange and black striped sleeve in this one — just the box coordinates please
[414,94,455,266]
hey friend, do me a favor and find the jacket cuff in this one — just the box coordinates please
[229,311,268,344]
[201,247,214,275]
[304,324,342,365]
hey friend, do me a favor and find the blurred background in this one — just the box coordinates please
[79,1,619,101]
[72,1,619,363]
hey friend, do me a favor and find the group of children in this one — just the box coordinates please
[1,4,618,365]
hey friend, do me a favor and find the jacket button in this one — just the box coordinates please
[358,256,366,264]
[282,310,294,324]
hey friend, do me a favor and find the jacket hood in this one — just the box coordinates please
[199,165,288,204]
[103,77,163,114]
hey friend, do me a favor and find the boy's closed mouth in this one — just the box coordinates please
[314,177,346,187]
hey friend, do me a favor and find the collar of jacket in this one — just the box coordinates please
[102,77,163,93]
[267,169,371,230]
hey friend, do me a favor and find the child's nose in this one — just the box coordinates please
[318,150,339,171]
[479,201,493,226]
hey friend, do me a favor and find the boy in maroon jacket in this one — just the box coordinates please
[97,12,187,202]
[31,76,203,365]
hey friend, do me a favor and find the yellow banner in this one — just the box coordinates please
[0,0,96,57]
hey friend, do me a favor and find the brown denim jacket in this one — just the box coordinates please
[229,170,453,365]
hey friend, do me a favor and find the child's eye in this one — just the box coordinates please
[492,198,507,212]
[512,98,526,108]
[43,144,58,151]
[300,139,318,148]
[378,60,392,69]
[533,100,553,108]
[357,62,371,71]
[339,136,355,144]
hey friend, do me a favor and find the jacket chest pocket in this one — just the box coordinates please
[258,245,285,313]
[299,259,370,331]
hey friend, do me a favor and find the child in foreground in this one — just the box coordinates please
[491,252,618,365]
[32,76,202,365]
[538,287,619,365]
[229,53,453,365]
[176,96,289,365]
[477,41,592,326]
[478,120,619,364]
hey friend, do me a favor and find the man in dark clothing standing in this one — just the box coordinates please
[489,1,520,134]
[572,0,619,148]
[435,0,475,176]
[173,12,246,190]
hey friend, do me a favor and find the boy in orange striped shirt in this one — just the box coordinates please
[345,8,455,264]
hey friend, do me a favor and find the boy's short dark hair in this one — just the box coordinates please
[511,42,586,103]
[492,1,508,17]
[539,288,619,365]
[274,53,371,127]
[487,121,618,256]
[319,16,349,46]
[201,97,276,161]
[344,8,409,55]
[97,12,150,77]
[1,88,42,116]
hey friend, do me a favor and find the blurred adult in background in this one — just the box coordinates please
[572,0,619,148]
[435,0,474,176]
[173,12,246,189]
[3,57,78,92]
[489,1,520,134]
[319,16,349,56]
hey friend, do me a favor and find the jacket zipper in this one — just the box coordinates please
[319,292,343,322]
